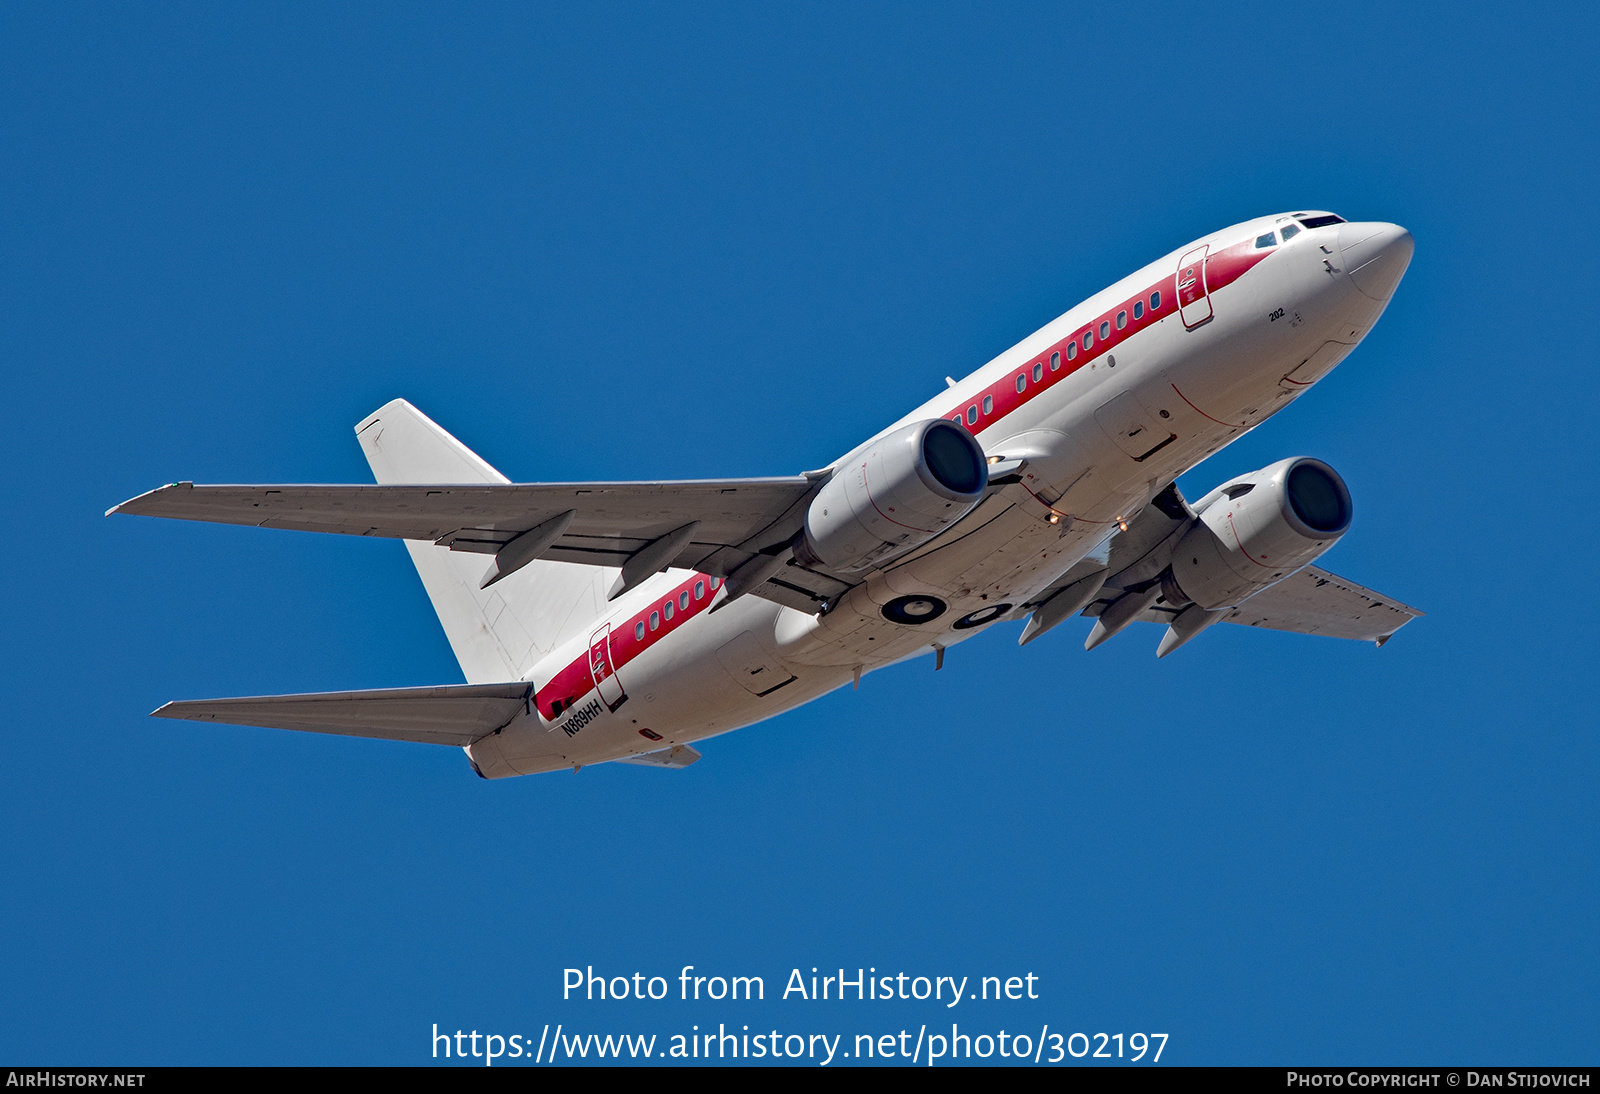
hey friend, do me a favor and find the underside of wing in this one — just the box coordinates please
[1085,565,1422,644]
[1210,566,1423,642]
[110,397,847,612]
[111,477,817,571]
[1020,483,1194,612]
[151,682,534,746]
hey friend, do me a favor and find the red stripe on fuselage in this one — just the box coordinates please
[944,239,1273,437]
[534,572,723,720]
[1203,239,1274,293]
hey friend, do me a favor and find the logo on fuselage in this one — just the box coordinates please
[558,697,604,738]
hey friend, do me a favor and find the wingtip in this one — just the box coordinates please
[108,481,193,517]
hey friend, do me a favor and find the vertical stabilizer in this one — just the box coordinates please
[355,399,609,683]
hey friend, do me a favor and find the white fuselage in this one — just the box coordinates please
[468,213,1409,777]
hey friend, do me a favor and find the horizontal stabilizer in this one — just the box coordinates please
[614,744,702,769]
[152,682,533,747]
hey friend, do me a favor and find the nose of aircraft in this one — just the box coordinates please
[1337,222,1414,301]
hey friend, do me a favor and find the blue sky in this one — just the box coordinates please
[2,1,1596,1065]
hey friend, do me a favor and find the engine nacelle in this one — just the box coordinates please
[794,419,988,575]
[1164,457,1352,610]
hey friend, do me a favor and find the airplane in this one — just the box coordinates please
[110,211,1421,778]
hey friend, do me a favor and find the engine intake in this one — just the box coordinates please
[794,420,988,575]
[1164,457,1352,610]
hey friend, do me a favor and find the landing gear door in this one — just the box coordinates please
[1177,245,1213,329]
[589,625,627,712]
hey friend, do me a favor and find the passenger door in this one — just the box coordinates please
[588,625,627,712]
[1177,245,1213,329]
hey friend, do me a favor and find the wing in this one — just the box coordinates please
[1210,565,1423,643]
[110,477,813,569]
[1024,483,1420,647]
[110,477,853,610]
[111,397,852,609]
[1085,564,1422,644]
[151,682,534,747]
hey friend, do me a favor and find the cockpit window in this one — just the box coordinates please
[1255,232,1276,248]
[1279,223,1300,241]
[1296,214,1345,229]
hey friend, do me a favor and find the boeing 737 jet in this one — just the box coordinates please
[112,211,1420,778]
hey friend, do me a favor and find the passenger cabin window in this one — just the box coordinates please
[695,579,705,599]
[1050,350,1061,370]
[1016,374,1026,393]
[1066,342,1078,360]
[1032,363,1043,382]
[1133,301,1143,320]
[635,621,646,640]
[967,406,978,424]
[649,611,660,631]
[1279,224,1300,241]
[1099,321,1110,340]
[1150,291,1161,310]
[679,591,690,611]
[983,395,993,414]
[710,576,721,589]
[663,601,674,621]
[1116,310,1127,330]
[1255,232,1276,248]
[1083,330,1093,350]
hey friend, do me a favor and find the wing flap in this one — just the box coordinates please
[152,682,534,747]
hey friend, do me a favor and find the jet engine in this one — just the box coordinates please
[1163,457,1352,610]
[793,419,988,575]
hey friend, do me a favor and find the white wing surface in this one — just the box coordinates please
[1084,564,1422,644]
[110,478,816,572]
[110,399,853,621]
[151,682,534,746]
[112,477,852,613]
[1212,566,1423,643]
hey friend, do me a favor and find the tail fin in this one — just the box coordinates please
[355,399,608,683]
